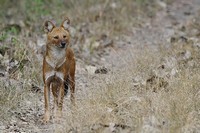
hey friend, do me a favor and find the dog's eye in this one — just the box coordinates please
[54,36,59,39]
[63,35,66,38]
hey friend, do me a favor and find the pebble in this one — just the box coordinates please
[85,65,97,74]
[0,126,6,130]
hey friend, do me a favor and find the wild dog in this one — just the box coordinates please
[43,18,75,123]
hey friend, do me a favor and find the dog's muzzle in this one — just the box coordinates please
[60,41,66,48]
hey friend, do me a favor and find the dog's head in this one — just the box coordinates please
[44,18,70,49]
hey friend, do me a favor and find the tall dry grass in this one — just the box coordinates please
[52,41,200,132]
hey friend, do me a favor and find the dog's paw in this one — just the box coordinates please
[42,113,50,124]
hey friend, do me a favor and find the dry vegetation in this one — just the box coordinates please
[0,0,200,132]
[59,37,200,132]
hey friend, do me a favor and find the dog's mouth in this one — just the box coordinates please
[57,43,67,48]
[59,45,65,48]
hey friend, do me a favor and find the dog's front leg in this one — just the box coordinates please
[43,84,50,123]
[57,83,64,118]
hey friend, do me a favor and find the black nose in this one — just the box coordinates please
[61,42,66,47]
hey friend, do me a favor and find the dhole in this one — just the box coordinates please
[43,18,75,123]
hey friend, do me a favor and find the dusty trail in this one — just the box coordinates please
[1,0,200,132]
[102,0,200,71]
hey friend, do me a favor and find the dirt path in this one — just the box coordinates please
[103,0,200,72]
[2,0,200,132]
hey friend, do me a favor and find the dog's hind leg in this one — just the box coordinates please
[64,78,69,96]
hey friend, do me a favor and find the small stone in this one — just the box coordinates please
[95,67,108,74]
[91,41,100,49]
[102,39,113,48]
[109,123,116,132]
[0,126,6,130]
[85,65,97,74]
[107,108,113,113]
[194,43,200,48]
[22,122,28,125]
[183,50,191,60]
[9,125,14,130]
[157,0,167,8]
[179,36,188,43]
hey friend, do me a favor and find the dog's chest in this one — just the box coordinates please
[45,48,66,82]
[46,48,66,69]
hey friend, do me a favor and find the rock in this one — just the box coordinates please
[0,126,6,130]
[107,107,113,113]
[183,50,191,60]
[13,128,20,132]
[91,41,100,50]
[178,50,191,61]
[179,36,188,43]
[109,123,115,132]
[21,122,28,125]
[102,39,113,48]
[170,68,178,77]
[190,37,200,48]
[158,56,178,78]
[194,43,200,48]
[157,0,167,8]
[110,2,118,9]
[95,67,108,74]
[10,59,18,67]
[85,65,97,74]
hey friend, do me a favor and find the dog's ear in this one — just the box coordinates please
[61,18,70,30]
[44,20,55,33]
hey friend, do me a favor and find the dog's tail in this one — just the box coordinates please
[64,79,69,96]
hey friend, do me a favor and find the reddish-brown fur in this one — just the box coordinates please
[42,18,75,123]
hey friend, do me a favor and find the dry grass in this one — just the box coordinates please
[0,0,159,121]
[51,40,200,132]
[0,35,41,122]
[0,0,200,132]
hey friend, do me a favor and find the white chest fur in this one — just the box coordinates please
[46,47,66,69]
[45,46,66,82]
